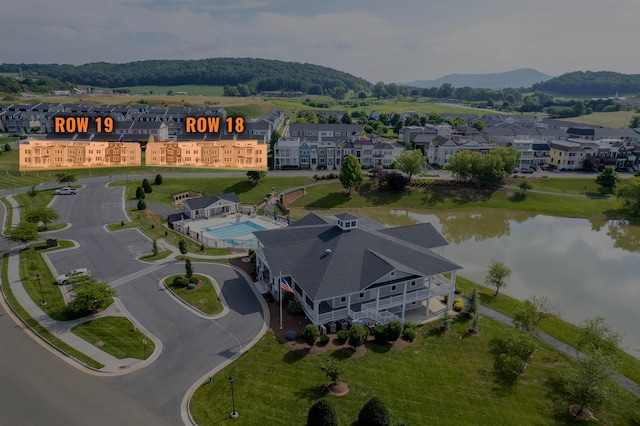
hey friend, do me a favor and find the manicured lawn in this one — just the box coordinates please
[455,275,640,384]
[1,254,104,369]
[190,319,639,425]
[165,273,223,314]
[14,188,59,209]
[1,196,13,229]
[560,111,635,129]
[71,316,156,360]
[514,177,604,196]
[289,181,623,220]
[114,176,312,208]
[18,240,79,321]
[139,250,172,261]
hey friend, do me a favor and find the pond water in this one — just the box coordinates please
[295,207,640,357]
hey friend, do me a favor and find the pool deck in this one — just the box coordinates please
[176,213,285,244]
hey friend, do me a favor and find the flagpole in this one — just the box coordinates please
[279,271,283,330]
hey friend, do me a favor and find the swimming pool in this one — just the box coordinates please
[203,220,266,240]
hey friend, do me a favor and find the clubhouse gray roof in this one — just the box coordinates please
[254,213,461,300]
[184,193,240,210]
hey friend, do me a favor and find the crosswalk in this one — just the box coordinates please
[109,263,168,288]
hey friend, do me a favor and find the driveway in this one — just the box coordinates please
[3,177,267,425]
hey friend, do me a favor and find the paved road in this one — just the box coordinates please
[1,177,268,425]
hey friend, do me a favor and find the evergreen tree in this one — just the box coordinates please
[178,239,188,255]
[595,166,619,191]
[358,397,391,426]
[185,258,193,279]
[306,399,338,426]
[467,286,478,317]
[137,199,147,210]
[135,186,146,200]
[154,174,163,185]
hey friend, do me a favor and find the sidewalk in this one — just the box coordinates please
[478,305,640,398]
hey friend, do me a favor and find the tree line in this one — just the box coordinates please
[532,71,640,96]
[0,58,371,95]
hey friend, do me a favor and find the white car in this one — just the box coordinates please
[55,187,77,195]
[56,268,91,285]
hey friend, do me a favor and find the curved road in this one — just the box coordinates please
[1,176,268,425]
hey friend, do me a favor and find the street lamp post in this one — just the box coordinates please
[36,274,45,305]
[229,375,238,418]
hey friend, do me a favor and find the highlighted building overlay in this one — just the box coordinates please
[146,139,266,169]
[19,140,142,170]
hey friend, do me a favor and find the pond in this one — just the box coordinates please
[293,207,640,357]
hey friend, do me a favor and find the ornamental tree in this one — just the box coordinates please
[595,165,619,191]
[339,154,364,195]
[485,260,511,297]
[393,149,426,180]
[24,206,60,230]
[6,221,39,249]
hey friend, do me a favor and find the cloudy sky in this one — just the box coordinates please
[1,0,638,83]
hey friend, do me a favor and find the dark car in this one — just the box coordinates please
[521,168,534,174]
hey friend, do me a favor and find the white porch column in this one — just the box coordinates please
[401,281,408,323]
[448,271,457,310]
[427,276,432,316]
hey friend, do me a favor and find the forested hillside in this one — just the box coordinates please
[0,75,74,95]
[532,71,640,96]
[0,58,372,96]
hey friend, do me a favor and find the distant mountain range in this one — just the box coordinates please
[404,68,552,89]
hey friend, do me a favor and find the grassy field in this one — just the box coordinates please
[116,176,312,208]
[71,316,156,360]
[165,273,222,314]
[510,177,603,196]
[1,254,104,369]
[560,110,637,129]
[190,319,639,425]
[454,276,640,384]
[288,181,623,221]
[19,240,78,321]
[95,85,225,97]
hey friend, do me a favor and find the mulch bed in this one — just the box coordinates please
[263,295,414,356]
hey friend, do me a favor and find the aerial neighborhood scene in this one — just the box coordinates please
[1,1,640,425]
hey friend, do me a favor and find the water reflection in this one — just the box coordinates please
[293,207,640,356]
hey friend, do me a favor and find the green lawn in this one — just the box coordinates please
[190,319,639,425]
[1,196,13,229]
[115,176,312,208]
[71,316,156,360]
[454,276,640,385]
[1,254,104,369]
[289,181,623,221]
[14,188,58,209]
[513,177,604,196]
[18,240,80,321]
[100,84,224,97]
[560,110,636,129]
[165,273,223,314]
[139,250,172,261]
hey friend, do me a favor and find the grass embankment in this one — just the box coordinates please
[139,250,172,262]
[190,319,639,425]
[289,181,623,221]
[71,316,156,360]
[114,176,312,208]
[455,276,640,384]
[107,209,231,256]
[164,273,222,314]
[1,253,104,369]
[18,240,79,321]
[1,196,13,230]
[510,177,605,196]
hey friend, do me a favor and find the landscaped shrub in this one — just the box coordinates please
[307,398,338,426]
[358,397,391,426]
[402,327,417,341]
[178,239,188,255]
[374,325,387,344]
[172,276,188,287]
[154,174,163,185]
[287,299,303,316]
[189,276,198,284]
[319,334,330,345]
[142,178,153,193]
[386,320,403,341]
[453,297,465,312]
[135,186,146,200]
[137,199,147,210]
[302,324,320,346]
[348,325,369,348]
[337,329,349,343]
[402,322,418,341]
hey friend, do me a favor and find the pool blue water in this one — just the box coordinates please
[203,221,266,240]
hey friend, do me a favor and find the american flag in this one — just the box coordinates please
[280,276,294,294]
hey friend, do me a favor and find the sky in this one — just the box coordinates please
[1,0,639,84]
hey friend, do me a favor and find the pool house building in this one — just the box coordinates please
[253,212,462,326]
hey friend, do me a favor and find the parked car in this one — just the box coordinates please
[56,268,91,285]
[55,187,77,195]
[521,168,534,174]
